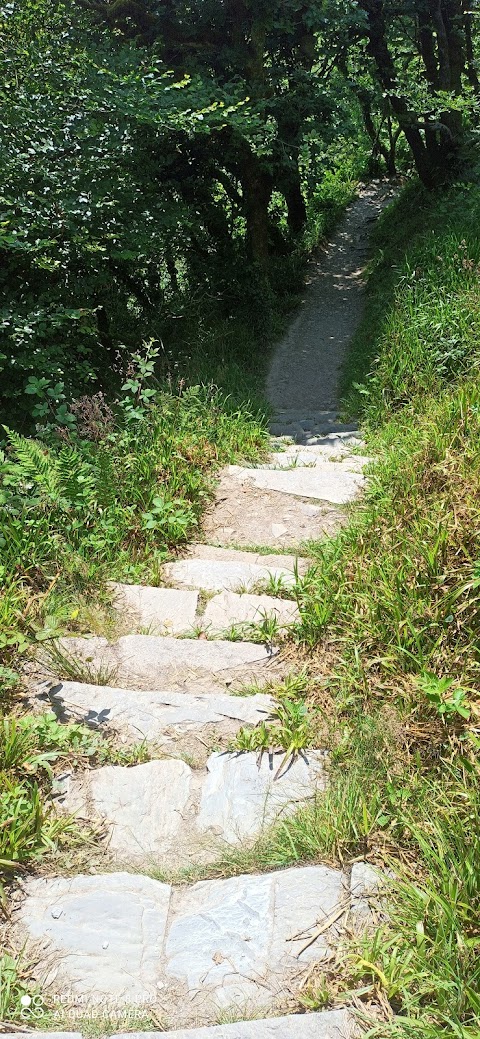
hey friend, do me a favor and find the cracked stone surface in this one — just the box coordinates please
[112,1012,357,1038]
[17,873,171,1004]
[165,865,345,1011]
[203,591,299,632]
[1,1035,82,1039]
[1,1021,357,1039]
[35,680,273,750]
[17,866,346,1023]
[227,462,365,505]
[53,635,283,692]
[196,750,326,844]
[110,585,198,634]
[58,752,325,864]
[0,1018,358,1039]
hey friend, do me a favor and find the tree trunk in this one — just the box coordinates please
[239,148,273,265]
[284,175,307,235]
[464,8,480,90]
[361,0,437,187]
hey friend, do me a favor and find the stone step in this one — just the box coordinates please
[266,444,371,470]
[1,1017,358,1039]
[269,412,360,443]
[163,545,305,594]
[272,429,363,448]
[203,473,345,550]
[15,865,347,1026]
[227,462,365,505]
[35,680,274,754]
[203,591,299,633]
[57,750,326,866]
[270,433,363,453]
[109,585,198,635]
[108,584,299,637]
[48,634,283,692]
[187,545,305,567]
[118,1012,357,1038]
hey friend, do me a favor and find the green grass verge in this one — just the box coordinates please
[288,173,480,1036]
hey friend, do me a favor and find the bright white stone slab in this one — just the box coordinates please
[188,545,303,569]
[165,865,345,1003]
[163,559,297,594]
[203,592,299,632]
[55,634,280,691]
[228,464,364,505]
[112,1011,357,1039]
[63,760,192,860]
[37,681,273,744]
[197,750,325,843]
[18,873,171,1003]
[110,584,198,634]
[0,1035,82,1039]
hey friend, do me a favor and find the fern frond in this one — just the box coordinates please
[6,429,60,499]
[56,446,97,508]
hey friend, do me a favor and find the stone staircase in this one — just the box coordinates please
[13,427,373,1037]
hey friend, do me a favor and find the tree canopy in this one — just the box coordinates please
[1,0,478,425]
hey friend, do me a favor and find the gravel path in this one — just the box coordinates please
[266,182,395,425]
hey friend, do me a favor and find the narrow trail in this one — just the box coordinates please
[268,181,395,441]
[9,186,392,1039]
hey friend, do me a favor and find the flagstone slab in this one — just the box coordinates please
[165,865,345,1008]
[110,585,198,634]
[227,464,365,505]
[269,417,360,442]
[196,750,326,844]
[203,592,299,633]
[58,751,325,864]
[35,681,273,748]
[18,873,171,1004]
[0,1035,82,1039]
[113,1010,357,1039]
[16,867,347,1024]
[62,759,193,861]
[187,545,304,570]
[53,635,281,692]
[265,449,372,471]
[163,559,297,594]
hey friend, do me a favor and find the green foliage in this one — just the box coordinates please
[0,347,267,609]
[0,0,369,425]
[232,690,316,778]
[0,708,148,889]
[350,773,480,1036]
[284,176,480,1035]
[0,954,44,1023]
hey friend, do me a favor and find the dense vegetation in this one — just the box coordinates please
[1,0,480,1035]
[294,180,480,1036]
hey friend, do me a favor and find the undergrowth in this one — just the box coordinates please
[288,173,480,1037]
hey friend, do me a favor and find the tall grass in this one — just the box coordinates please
[287,173,480,1035]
